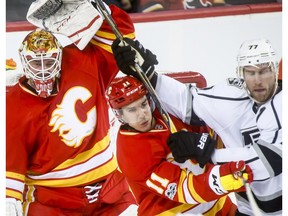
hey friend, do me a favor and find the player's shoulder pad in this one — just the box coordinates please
[226,78,244,89]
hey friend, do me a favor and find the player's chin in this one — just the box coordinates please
[251,91,268,102]
[136,121,151,132]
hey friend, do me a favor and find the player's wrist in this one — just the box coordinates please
[150,70,158,88]
[208,165,228,195]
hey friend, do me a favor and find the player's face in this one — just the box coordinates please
[121,96,153,132]
[243,63,276,103]
[26,56,59,98]
[27,58,57,77]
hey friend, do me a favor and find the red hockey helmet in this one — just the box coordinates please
[106,76,148,109]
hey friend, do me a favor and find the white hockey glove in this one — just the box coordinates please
[27,0,110,50]
[6,198,23,216]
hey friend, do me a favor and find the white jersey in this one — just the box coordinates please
[235,90,282,216]
[155,74,282,215]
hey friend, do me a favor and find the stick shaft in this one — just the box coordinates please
[240,177,262,216]
[244,182,262,216]
[95,0,173,131]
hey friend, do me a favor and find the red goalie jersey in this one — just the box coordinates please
[116,111,236,216]
[6,5,136,215]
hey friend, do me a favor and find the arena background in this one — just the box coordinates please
[4,2,284,214]
[6,2,282,86]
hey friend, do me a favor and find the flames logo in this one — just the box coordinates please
[49,86,96,148]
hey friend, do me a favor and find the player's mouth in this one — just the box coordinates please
[140,120,149,127]
[253,88,266,94]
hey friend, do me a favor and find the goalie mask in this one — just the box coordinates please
[236,39,278,104]
[19,28,62,98]
[106,76,149,124]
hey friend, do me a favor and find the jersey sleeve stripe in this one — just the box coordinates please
[25,156,118,187]
[6,189,23,201]
[6,171,25,181]
[188,173,206,203]
[53,134,111,170]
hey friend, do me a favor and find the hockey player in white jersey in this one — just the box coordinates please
[111,38,282,215]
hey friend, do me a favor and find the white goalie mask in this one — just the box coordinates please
[19,28,63,98]
[236,39,278,103]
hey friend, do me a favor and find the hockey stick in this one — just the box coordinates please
[240,177,262,216]
[94,0,174,132]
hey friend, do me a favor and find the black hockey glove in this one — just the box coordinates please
[112,38,159,87]
[167,131,216,167]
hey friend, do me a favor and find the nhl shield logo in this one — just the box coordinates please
[227,78,244,89]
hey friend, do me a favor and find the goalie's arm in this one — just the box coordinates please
[90,4,136,88]
[27,0,135,50]
[91,5,136,51]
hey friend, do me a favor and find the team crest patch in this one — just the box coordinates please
[155,124,164,130]
[165,183,177,200]
[227,78,244,89]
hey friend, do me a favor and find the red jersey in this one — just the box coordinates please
[116,112,235,215]
[6,5,135,207]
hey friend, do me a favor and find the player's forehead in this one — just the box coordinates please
[243,63,270,72]
[122,96,147,109]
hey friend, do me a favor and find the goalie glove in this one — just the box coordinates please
[112,38,159,87]
[207,161,253,196]
[6,198,23,216]
[27,0,108,50]
[167,131,216,167]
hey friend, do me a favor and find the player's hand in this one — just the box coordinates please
[112,38,158,86]
[208,161,253,195]
[167,131,216,167]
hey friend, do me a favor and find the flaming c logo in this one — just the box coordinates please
[49,86,96,148]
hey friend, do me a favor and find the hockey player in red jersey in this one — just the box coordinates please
[6,2,137,215]
[106,75,253,216]
[111,38,282,215]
